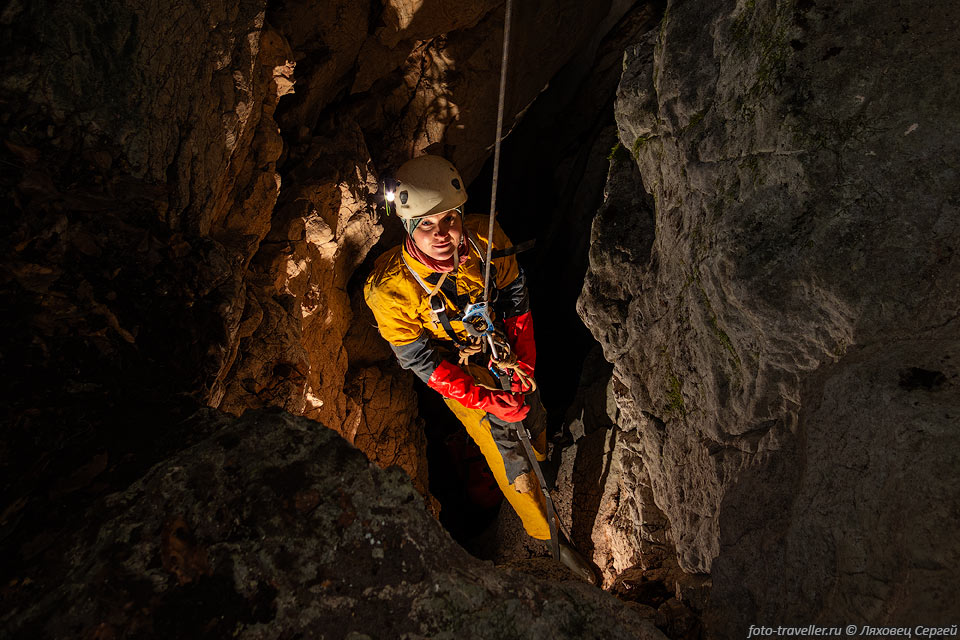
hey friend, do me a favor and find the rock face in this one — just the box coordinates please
[207,0,623,496]
[1,0,291,509]
[0,0,624,523]
[553,344,709,626]
[3,409,667,640]
[580,0,960,633]
[270,0,615,182]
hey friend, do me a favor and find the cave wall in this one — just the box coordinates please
[1,0,290,505]
[580,0,960,632]
[1,0,621,511]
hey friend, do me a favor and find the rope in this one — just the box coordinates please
[485,331,537,394]
[494,358,537,394]
[483,0,513,305]
[474,4,557,567]
[457,341,483,367]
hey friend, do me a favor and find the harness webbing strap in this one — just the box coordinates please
[431,295,469,349]
[403,245,472,349]
[402,250,445,296]
[491,238,535,259]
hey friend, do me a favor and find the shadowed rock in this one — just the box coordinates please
[3,409,666,640]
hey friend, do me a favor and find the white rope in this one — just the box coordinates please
[483,0,513,305]
[476,1,564,566]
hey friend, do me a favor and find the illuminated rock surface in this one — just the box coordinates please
[3,0,958,637]
[580,0,960,634]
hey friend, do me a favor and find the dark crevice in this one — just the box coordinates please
[898,367,947,391]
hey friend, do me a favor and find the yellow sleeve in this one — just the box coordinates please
[363,266,425,347]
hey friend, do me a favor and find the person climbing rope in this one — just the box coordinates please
[363,154,595,583]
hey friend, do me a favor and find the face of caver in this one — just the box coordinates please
[411,209,462,261]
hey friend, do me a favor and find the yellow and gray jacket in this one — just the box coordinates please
[364,214,530,382]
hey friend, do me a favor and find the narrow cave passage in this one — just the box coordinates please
[6,0,953,636]
[412,155,615,560]
[341,0,660,562]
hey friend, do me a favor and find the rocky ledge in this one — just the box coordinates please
[3,409,665,640]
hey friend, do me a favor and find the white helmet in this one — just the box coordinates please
[392,155,468,220]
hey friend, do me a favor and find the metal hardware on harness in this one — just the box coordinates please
[462,302,504,360]
[462,302,493,337]
[490,355,537,395]
[428,294,445,330]
[429,294,472,350]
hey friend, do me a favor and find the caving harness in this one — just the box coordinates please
[400,231,535,383]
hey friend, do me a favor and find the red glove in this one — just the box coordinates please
[503,311,536,391]
[428,361,530,423]
[504,311,536,369]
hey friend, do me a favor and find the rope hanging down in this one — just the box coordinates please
[482,0,513,305]
[477,0,564,566]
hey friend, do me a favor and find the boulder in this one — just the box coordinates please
[2,409,667,640]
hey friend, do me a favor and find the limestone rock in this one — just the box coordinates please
[268,0,371,132]
[581,0,960,632]
[234,0,626,507]
[345,364,433,505]
[219,119,382,425]
[553,348,677,589]
[654,598,700,640]
[273,0,616,182]
[2,409,667,640]
[1,0,292,502]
